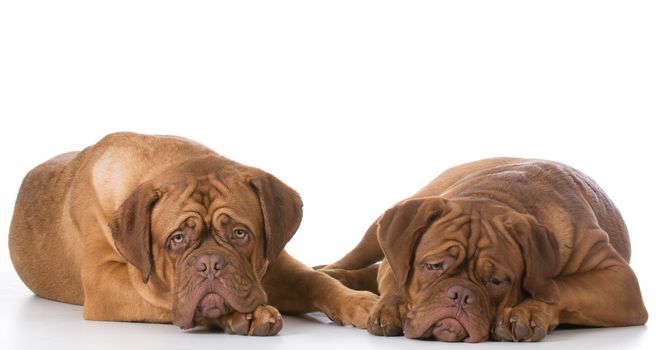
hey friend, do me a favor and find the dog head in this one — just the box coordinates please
[109,156,302,329]
[378,197,560,342]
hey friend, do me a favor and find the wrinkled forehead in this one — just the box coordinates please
[415,215,520,269]
[473,219,522,271]
[151,172,263,232]
[415,217,472,260]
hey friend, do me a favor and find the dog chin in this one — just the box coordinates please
[195,293,232,319]
[404,307,489,343]
[174,282,267,330]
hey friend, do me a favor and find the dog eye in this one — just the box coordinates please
[486,276,507,286]
[232,229,248,240]
[171,233,184,244]
[425,263,444,271]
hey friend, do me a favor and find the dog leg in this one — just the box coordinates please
[367,260,408,336]
[81,250,170,323]
[555,263,647,326]
[320,265,380,294]
[325,223,384,270]
[494,244,647,342]
[262,251,378,328]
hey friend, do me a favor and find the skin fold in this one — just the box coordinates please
[324,157,648,342]
[9,132,377,335]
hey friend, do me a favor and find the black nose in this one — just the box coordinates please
[194,253,226,278]
[445,285,476,307]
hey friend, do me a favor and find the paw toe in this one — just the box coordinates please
[493,301,553,342]
[223,312,251,335]
[367,302,403,336]
[513,319,532,341]
[493,321,512,341]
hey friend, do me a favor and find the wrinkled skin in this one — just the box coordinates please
[326,158,648,342]
[376,200,538,342]
[398,201,537,342]
[110,157,287,330]
[9,132,377,336]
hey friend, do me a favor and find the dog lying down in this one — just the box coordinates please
[323,157,647,342]
[9,132,377,335]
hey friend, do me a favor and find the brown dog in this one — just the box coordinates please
[325,157,647,342]
[9,132,376,335]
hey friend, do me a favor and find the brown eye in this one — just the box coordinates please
[486,276,507,287]
[425,262,444,271]
[232,229,248,240]
[171,233,184,244]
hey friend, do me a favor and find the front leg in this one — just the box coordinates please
[262,251,378,328]
[81,259,170,323]
[320,264,380,294]
[493,298,555,342]
[201,305,283,336]
[368,260,408,336]
[494,253,648,342]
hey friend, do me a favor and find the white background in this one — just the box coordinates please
[0,1,661,349]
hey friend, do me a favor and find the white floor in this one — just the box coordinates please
[0,271,656,350]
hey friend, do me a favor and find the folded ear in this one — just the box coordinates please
[377,197,449,288]
[109,184,160,283]
[248,170,303,265]
[497,213,561,304]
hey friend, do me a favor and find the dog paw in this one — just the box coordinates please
[222,305,283,336]
[324,290,378,329]
[492,299,557,342]
[367,297,407,336]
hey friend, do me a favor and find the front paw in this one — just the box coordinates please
[222,305,283,336]
[368,297,407,336]
[492,299,557,342]
[324,290,378,329]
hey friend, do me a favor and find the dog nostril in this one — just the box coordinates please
[194,254,225,276]
[446,285,476,306]
[195,260,208,273]
[209,255,225,271]
[446,286,462,302]
[446,288,459,301]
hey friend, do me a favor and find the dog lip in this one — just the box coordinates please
[432,318,469,342]
[404,306,488,342]
[173,280,265,330]
[195,293,230,319]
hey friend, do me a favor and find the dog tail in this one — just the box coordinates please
[323,221,384,270]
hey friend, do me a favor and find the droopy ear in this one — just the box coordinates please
[496,213,561,304]
[377,197,448,288]
[109,184,160,283]
[248,170,303,264]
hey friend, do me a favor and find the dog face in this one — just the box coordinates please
[377,197,559,342]
[109,156,302,329]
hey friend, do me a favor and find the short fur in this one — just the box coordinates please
[9,132,376,335]
[325,157,647,342]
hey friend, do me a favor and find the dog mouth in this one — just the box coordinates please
[195,293,231,319]
[404,309,489,343]
[174,291,235,330]
[172,281,267,330]
[430,318,469,342]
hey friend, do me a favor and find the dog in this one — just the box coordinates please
[324,157,647,342]
[9,132,376,335]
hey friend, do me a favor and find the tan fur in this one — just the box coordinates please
[9,132,376,334]
[326,157,647,342]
